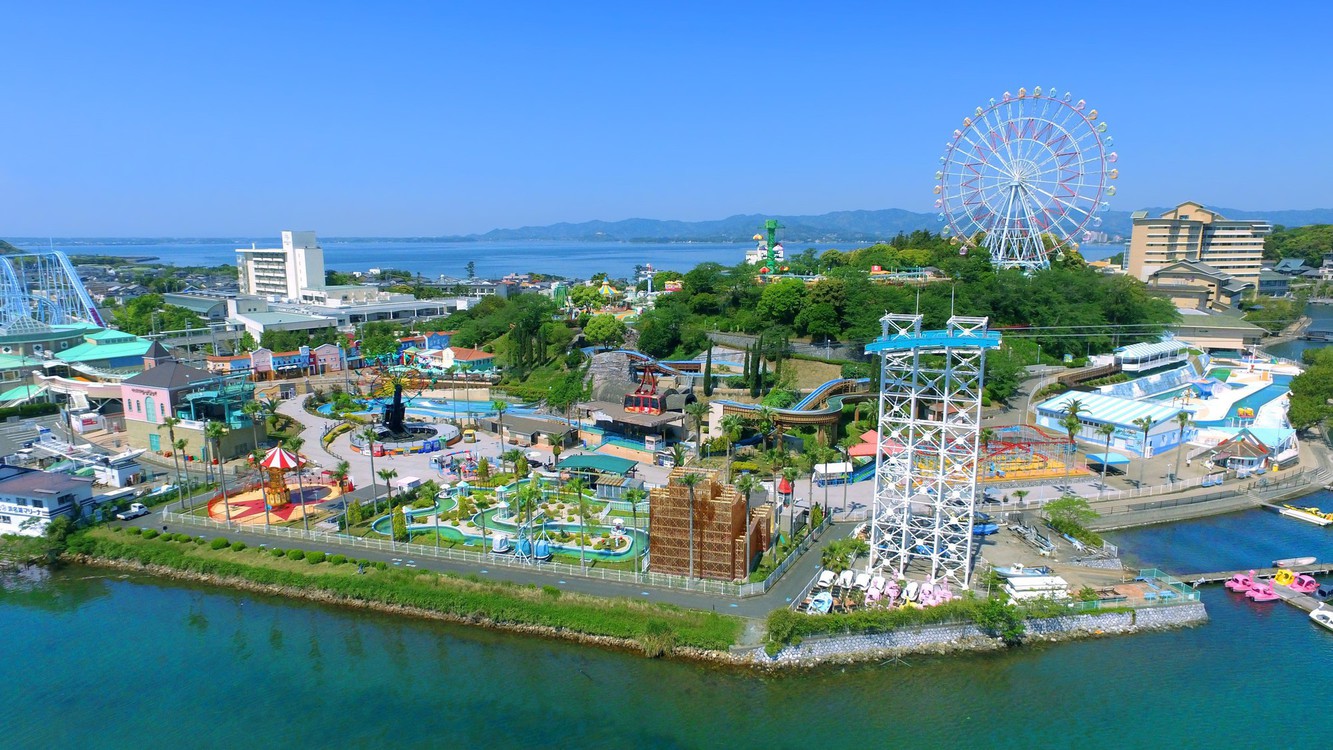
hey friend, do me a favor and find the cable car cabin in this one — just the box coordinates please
[623,392,665,414]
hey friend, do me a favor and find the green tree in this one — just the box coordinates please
[1044,495,1100,534]
[734,472,757,577]
[205,421,231,524]
[360,427,381,513]
[721,413,744,481]
[1059,399,1085,482]
[757,278,807,325]
[239,331,258,351]
[569,478,592,573]
[794,302,840,341]
[391,506,408,542]
[158,416,184,498]
[1289,347,1333,430]
[583,314,628,348]
[492,400,509,446]
[285,436,310,534]
[1132,416,1154,488]
[377,468,398,509]
[685,400,708,442]
[702,346,713,397]
[679,472,702,579]
[241,400,263,454]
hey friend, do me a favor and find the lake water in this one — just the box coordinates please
[4,489,1330,749]
[8,238,1124,281]
[1265,301,1332,362]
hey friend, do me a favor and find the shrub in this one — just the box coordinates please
[330,554,348,566]
[306,551,327,564]
[374,561,388,570]
[142,529,160,540]
[542,585,561,598]
[286,549,305,561]
[127,527,143,536]
[231,541,247,552]
[270,547,286,557]
[111,526,123,533]
[210,537,230,550]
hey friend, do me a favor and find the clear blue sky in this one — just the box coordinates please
[2,1,1330,236]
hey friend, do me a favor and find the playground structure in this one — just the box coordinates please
[208,450,343,525]
[710,377,871,443]
[647,467,769,581]
[935,88,1117,271]
[367,476,648,565]
[866,314,1000,589]
[980,424,1086,481]
[747,219,789,276]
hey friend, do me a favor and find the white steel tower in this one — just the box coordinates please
[866,314,1000,588]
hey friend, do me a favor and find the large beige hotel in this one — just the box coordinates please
[1126,201,1270,287]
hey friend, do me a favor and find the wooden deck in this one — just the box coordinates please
[1176,562,1330,614]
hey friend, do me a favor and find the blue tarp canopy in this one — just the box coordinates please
[1085,451,1130,466]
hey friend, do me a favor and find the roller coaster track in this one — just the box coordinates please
[713,378,871,425]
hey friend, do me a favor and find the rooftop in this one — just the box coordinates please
[122,359,212,390]
[55,336,154,364]
[1115,339,1189,360]
[1037,391,1189,430]
[556,454,638,476]
[233,311,335,326]
[0,465,92,497]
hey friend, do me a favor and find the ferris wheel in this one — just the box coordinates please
[934,87,1118,271]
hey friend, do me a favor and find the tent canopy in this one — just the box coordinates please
[1085,451,1130,466]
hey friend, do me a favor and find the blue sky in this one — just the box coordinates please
[1,1,1329,236]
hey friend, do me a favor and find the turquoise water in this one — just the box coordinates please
[4,491,1331,748]
[318,397,537,420]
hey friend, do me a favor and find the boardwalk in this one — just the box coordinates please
[1178,562,1333,585]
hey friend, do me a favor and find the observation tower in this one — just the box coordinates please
[865,314,1000,588]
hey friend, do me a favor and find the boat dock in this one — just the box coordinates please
[1177,562,1333,586]
[1260,503,1333,526]
[1177,562,1331,614]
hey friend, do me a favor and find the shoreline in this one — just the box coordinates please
[64,554,1209,673]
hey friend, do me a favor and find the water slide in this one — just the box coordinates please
[714,378,871,426]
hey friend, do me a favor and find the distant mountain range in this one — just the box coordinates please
[458,207,1333,244]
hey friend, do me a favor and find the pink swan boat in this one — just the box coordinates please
[1224,570,1257,593]
[1290,574,1320,594]
[1246,581,1279,602]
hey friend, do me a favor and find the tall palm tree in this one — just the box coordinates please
[734,473,756,579]
[720,413,743,481]
[158,416,183,499]
[205,421,231,524]
[241,400,264,452]
[260,397,282,434]
[979,427,994,454]
[377,468,398,509]
[568,477,591,573]
[1172,411,1192,483]
[360,427,381,513]
[754,406,776,451]
[492,399,508,445]
[671,443,687,468]
[285,437,311,535]
[331,460,350,493]
[678,472,702,579]
[684,400,708,443]
[623,487,647,576]
[1132,416,1154,488]
[1059,399,1085,483]
[1095,423,1116,498]
[174,437,191,508]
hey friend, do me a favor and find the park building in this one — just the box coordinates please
[1035,391,1196,459]
[1127,202,1269,289]
[237,230,325,302]
[1113,339,1190,374]
[0,465,94,537]
[648,467,772,582]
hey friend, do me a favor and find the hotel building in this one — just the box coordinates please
[1127,202,1270,288]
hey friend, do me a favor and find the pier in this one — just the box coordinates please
[1177,562,1331,613]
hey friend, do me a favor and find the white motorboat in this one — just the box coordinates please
[816,569,836,588]
[854,572,871,591]
[903,581,920,602]
[1273,556,1317,568]
[835,569,855,589]
[1278,507,1333,527]
[1311,605,1333,634]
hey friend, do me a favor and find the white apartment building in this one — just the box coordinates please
[1127,202,1270,288]
[237,230,326,301]
[0,465,94,536]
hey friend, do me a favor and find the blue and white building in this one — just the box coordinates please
[1035,391,1196,458]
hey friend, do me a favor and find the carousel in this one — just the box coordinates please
[208,445,343,525]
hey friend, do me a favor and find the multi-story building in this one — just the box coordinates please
[236,230,326,301]
[0,465,94,537]
[1127,202,1270,288]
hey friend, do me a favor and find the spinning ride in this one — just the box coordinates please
[935,87,1117,271]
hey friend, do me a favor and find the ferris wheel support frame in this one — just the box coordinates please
[865,314,1000,589]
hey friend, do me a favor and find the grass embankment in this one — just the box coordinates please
[68,528,740,657]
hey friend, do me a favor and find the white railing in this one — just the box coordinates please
[163,511,762,597]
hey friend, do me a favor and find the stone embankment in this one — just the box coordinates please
[744,602,1208,668]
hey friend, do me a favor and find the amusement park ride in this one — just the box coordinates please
[752,219,789,276]
[934,87,1117,272]
[0,250,104,332]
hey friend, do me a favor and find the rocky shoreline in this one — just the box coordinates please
[68,554,1210,672]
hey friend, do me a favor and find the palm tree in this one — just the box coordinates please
[734,473,757,579]
[157,415,183,493]
[360,427,381,513]
[285,437,311,535]
[1132,416,1154,488]
[671,443,687,468]
[492,399,508,445]
[623,487,647,576]
[205,421,231,525]
[1095,423,1116,498]
[377,468,398,509]
[1013,488,1029,508]
[568,477,591,573]
[677,472,702,579]
[1172,411,1192,483]
[260,397,282,434]
[684,400,708,443]
[331,460,350,493]
[720,413,743,481]
[754,406,776,451]
[174,437,191,508]
[979,427,995,454]
[241,400,264,452]
[1059,398,1085,482]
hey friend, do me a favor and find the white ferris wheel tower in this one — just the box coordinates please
[934,87,1119,271]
